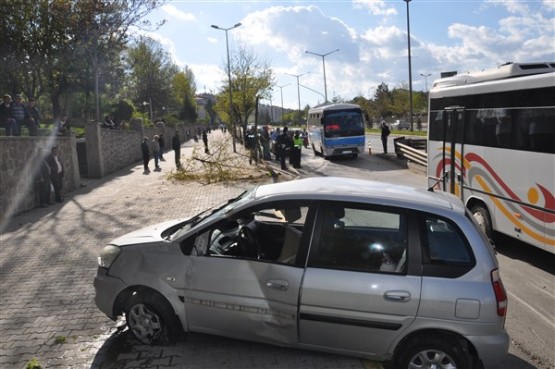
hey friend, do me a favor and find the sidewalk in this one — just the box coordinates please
[0,130,374,369]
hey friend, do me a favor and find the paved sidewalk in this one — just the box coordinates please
[0,130,376,369]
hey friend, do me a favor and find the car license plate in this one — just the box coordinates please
[342,150,351,154]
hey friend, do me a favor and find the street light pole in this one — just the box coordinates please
[420,73,431,93]
[404,0,414,131]
[285,72,310,112]
[211,22,242,152]
[305,49,339,103]
[276,84,289,123]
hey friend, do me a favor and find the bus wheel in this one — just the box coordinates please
[471,204,493,240]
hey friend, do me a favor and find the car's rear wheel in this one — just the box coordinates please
[396,336,472,369]
[125,291,178,345]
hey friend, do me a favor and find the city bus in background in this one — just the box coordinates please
[307,103,365,159]
[427,62,555,254]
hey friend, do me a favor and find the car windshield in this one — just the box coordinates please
[167,188,255,241]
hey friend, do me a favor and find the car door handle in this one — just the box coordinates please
[266,280,289,291]
[384,290,411,302]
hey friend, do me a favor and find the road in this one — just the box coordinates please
[0,132,552,369]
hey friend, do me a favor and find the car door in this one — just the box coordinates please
[299,202,422,356]
[183,202,314,346]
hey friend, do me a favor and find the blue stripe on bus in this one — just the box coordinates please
[322,136,365,147]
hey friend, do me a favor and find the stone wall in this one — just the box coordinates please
[0,135,80,224]
[0,122,200,220]
[85,121,193,178]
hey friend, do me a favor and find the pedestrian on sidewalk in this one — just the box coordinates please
[159,133,166,161]
[292,130,303,168]
[380,121,390,154]
[260,125,271,161]
[35,147,51,207]
[277,126,292,170]
[152,135,161,171]
[45,146,64,202]
[202,130,209,154]
[172,130,181,169]
[141,137,150,174]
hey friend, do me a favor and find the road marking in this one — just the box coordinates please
[507,290,555,329]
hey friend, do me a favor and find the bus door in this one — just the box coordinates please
[441,107,466,199]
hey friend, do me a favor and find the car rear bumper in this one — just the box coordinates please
[468,331,509,368]
[93,267,126,320]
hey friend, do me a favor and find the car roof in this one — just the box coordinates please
[254,177,464,213]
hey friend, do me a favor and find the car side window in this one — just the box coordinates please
[310,205,407,274]
[421,216,473,264]
[197,204,310,265]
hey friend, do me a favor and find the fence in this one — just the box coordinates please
[393,137,428,167]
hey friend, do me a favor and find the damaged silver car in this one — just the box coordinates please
[94,177,508,369]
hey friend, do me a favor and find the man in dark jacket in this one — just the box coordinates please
[276,126,292,170]
[45,146,64,202]
[141,137,150,174]
[172,131,181,169]
[35,147,51,207]
[380,121,391,154]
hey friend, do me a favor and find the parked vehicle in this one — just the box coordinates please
[307,103,365,159]
[95,177,509,369]
[391,120,410,130]
[427,61,555,254]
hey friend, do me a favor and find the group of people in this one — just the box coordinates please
[1,94,41,136]
[1,93,72,137]
[35,146,65,206]
[245,125,305,170]
[142,131,182,174]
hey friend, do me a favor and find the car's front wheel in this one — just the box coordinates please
[396,336,472,369]
[125,291,179,345]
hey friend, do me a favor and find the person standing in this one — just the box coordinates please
[141,137,150,174]
[276,126,292,170]
[260,125,271,161]
[45,146,64,203]
[35,147,51,207]
[158,133,165,161]
[202,130,209,154]
[151,135,161,171]
[172,131,181,169]
[26,97,40,136]
[380,121,391,154]
[292,131,303,169]
[244,127,257,165]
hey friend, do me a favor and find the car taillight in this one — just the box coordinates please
[491,268,507,317]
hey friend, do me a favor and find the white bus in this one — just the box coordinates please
[307,103,365,159]
[427,62,555,254]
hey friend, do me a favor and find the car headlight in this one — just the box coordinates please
[98,245,121,269]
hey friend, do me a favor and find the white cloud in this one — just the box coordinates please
[190,64,226,94]
[207,37,218,44]
[353,0,397,16]
[161,4,195,21]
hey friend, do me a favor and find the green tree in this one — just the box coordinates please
[127,37,179,123]
[214,44,273,150]
[173,67,198,123]
[0,0,165,119]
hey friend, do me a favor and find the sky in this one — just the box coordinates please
[137,0,555,110]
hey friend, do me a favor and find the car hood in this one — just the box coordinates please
[110,218,187,246]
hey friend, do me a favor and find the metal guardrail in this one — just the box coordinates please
[393,137,428,167]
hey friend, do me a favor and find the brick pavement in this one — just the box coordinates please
[0,130,379,369]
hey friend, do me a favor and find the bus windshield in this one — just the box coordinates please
[323,112,364,138]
